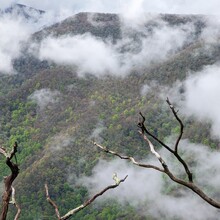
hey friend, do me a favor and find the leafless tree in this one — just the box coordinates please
[0,142,20,220]
[94,98,220,209]
[45,174,128,220]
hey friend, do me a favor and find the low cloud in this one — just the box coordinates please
[38,34,121,77]
[119,20,195,68]
[48,132,75,151]
[78,139,220,219]
[0,14,31,74]
[0,3,75,75]
[29,88,61,111]
[164,65,220,139]
[200,15,220,44]
[37,17,196,77]
[89,121,106,143]
[183,65,220,138]
[1,1,216,77]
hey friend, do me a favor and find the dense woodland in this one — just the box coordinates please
[0,8,219,219]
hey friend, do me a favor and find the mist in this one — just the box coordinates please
[161,64,220,139]
[36,16,197,77]
[29,88,61,111]
[1,0,220,76]
[48,132,75,152]
[183,65,220,137]
[38,34,121,77]
[78,139,220,219]
[0,14,31,74]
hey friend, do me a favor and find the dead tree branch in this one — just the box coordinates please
[138,101,193,182]
[138,131,167,170]
[95,140,220,208]
[166,97,184,153]
[95,99,220,209]
[94,142,165,172]
[45,184,61,219]
[0,142,19,220]
[45,175,128,220]
[10,187,21,220]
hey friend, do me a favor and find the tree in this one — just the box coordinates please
[94,98,220,209]
[0,142,20,220]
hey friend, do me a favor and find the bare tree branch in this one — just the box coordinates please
[94,142,165,173]
[45,175,128,220]
[138,108,193,182]
[9,187,21,220]
[166,97,184,153]
[0,142,19,220]
[138,112,174,154]
[94,99,220,209]
[95,139,220,209]
[45,184,61,219]
[138,131,167,170]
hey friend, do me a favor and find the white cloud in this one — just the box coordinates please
[140,84,151,96]
[0,1,218,76]
[38,34,121,77]
[121,21,195,68]
[0,0,15,9]
[184,66,220,137]
[37,18,195,77]
[0,15,31,74]
[29,88,61,110]
[49,133,75,151]
[168,65,220,138]
[201,16,220,43]
[3,0,220,15]
[89,121,106,143]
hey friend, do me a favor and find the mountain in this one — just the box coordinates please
[1,3,45,21]
[0,10,220,220]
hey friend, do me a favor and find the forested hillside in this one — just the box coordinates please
[0,7,220,219]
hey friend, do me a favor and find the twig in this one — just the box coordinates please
[138,112,174,153]
[9,187,21,220]
[166,97,184,153]
[45,184,61,219]
[138,108,193,182]
[138,131,167,170]
[94,142,165,173]
[45,175,128,220]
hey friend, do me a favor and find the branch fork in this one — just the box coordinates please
[95,99,220,209]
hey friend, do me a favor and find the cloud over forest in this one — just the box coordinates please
[36,16,197,77]
[0,15,31,73]
[180,65,220,138]
[29,88,61,110]
[159,64,220,139]
[79,139,220,219]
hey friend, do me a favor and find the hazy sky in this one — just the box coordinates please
[2,0,220,15]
